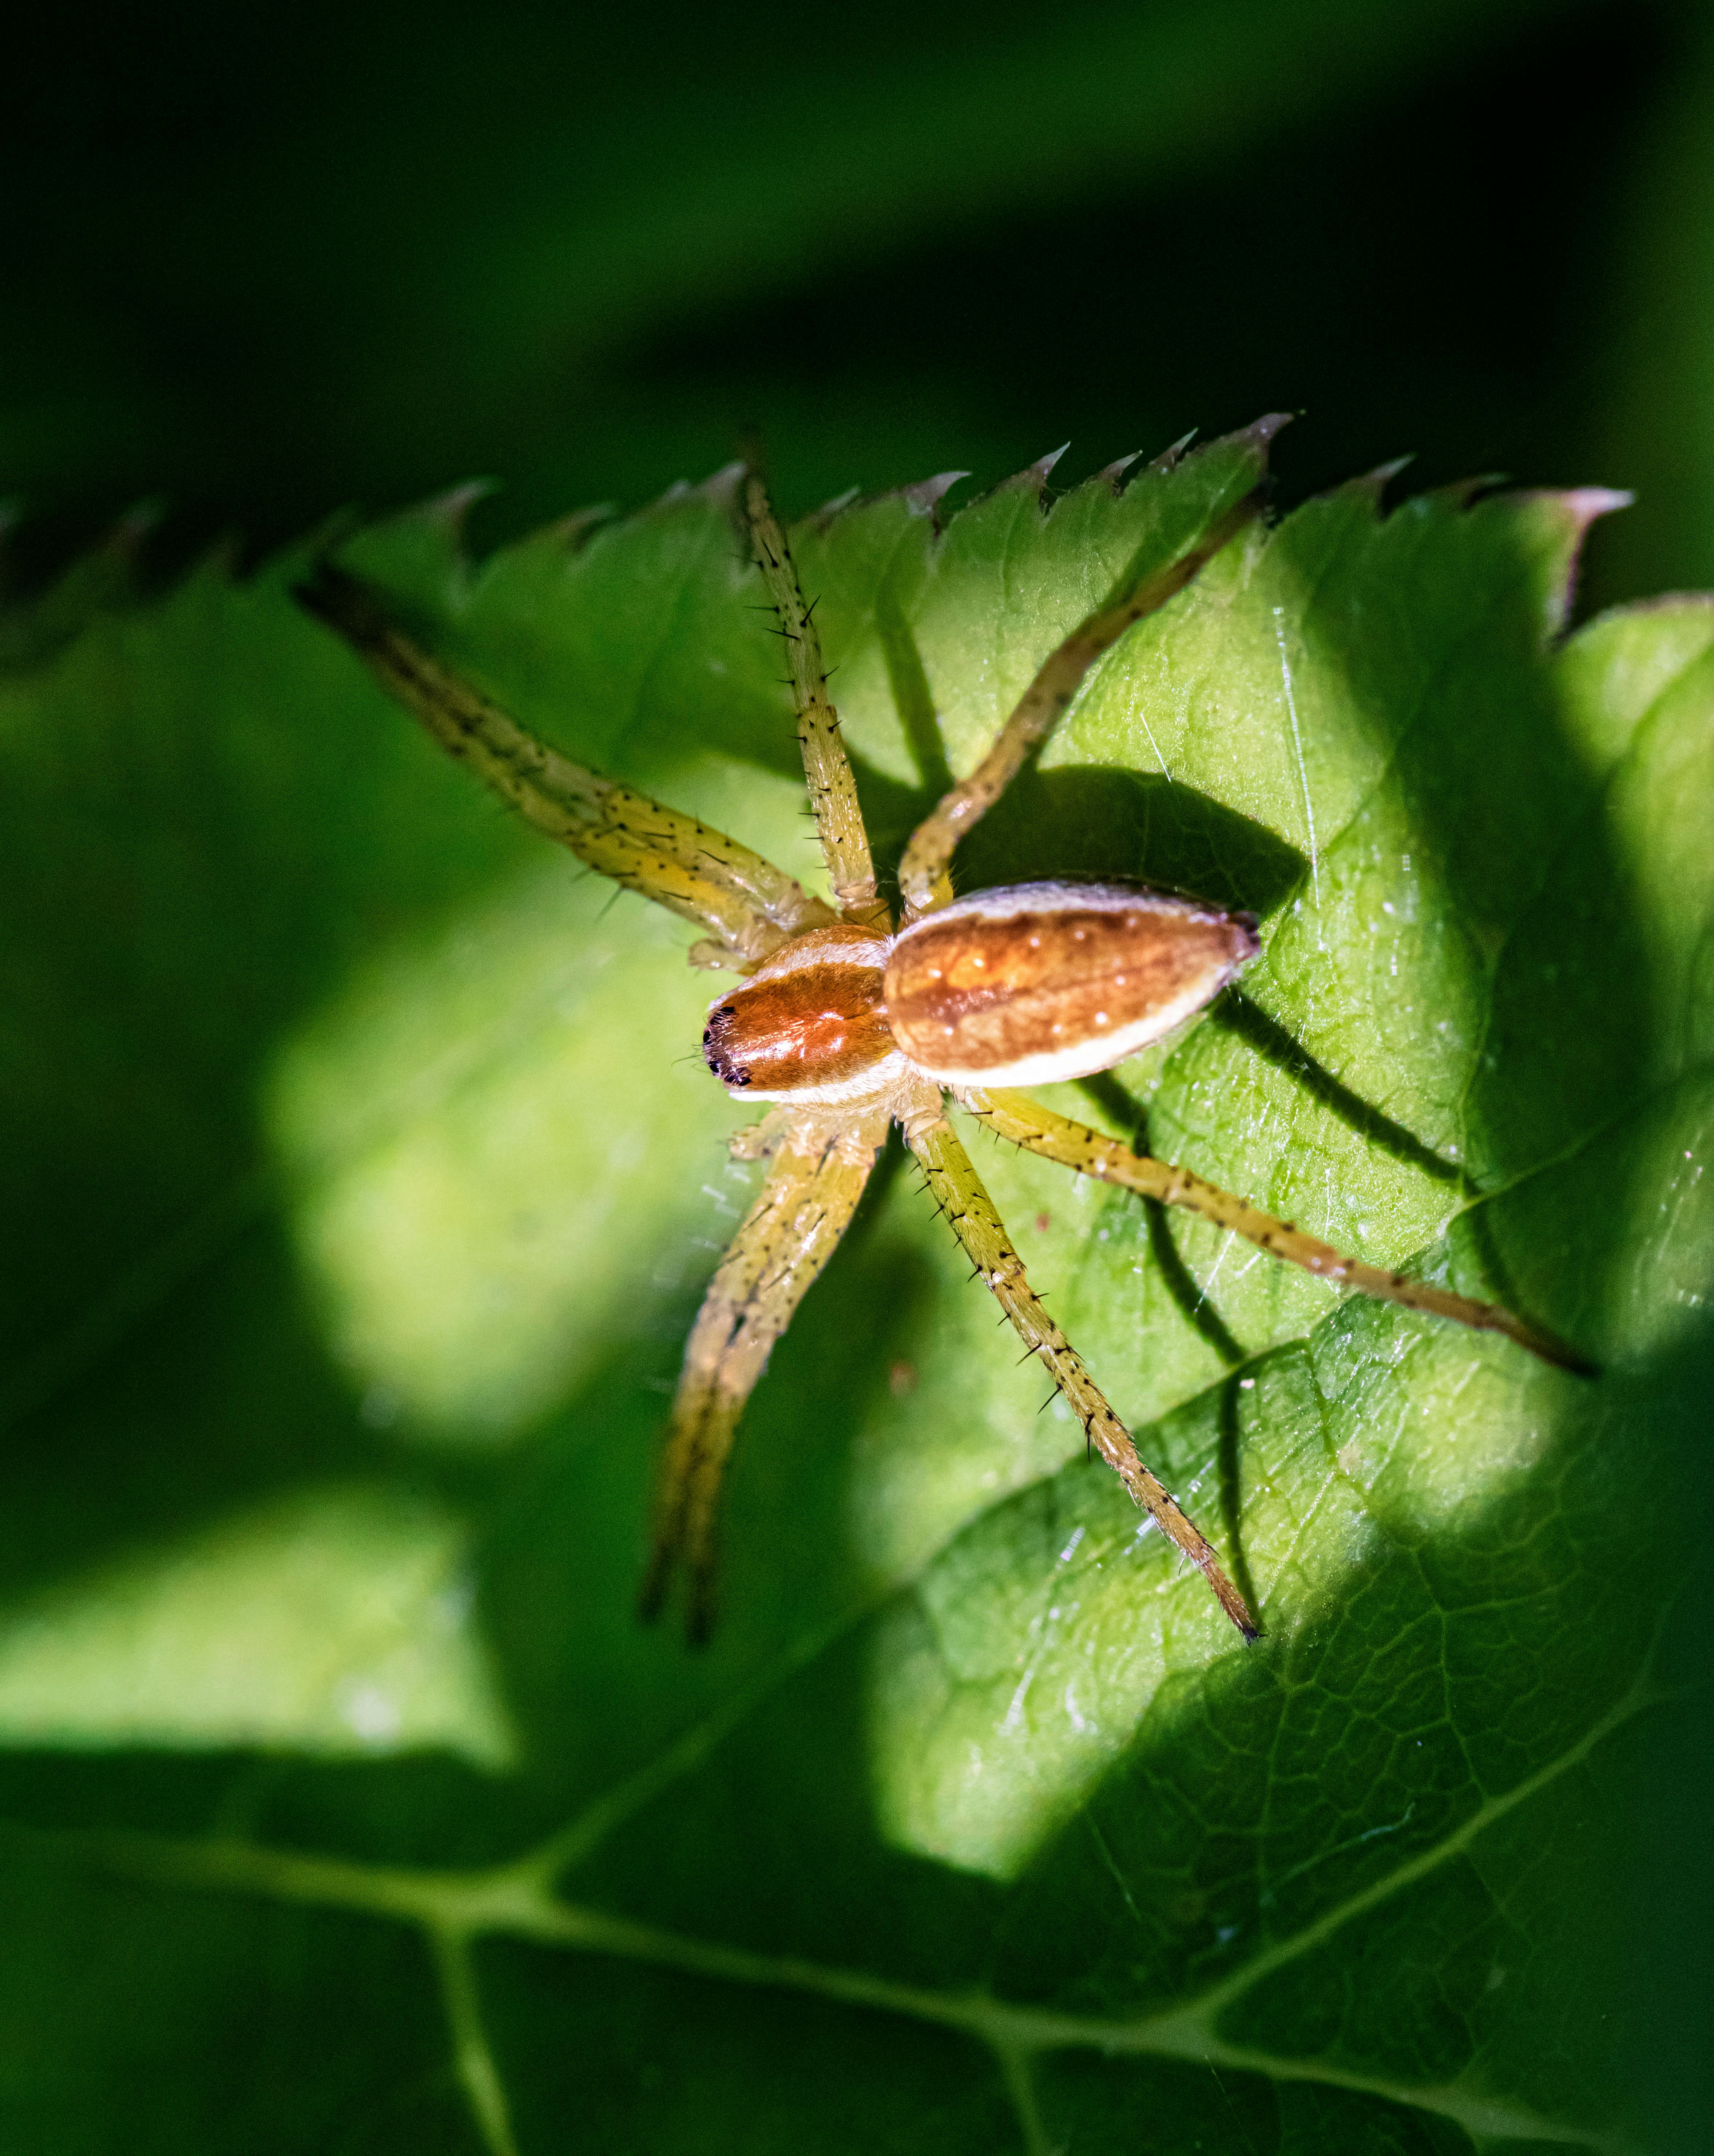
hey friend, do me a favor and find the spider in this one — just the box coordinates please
[298,432,1583,1645]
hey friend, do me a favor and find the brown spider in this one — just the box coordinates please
[298,429,1581,1645]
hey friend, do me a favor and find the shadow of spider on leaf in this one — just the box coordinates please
[297,417,1590,1648]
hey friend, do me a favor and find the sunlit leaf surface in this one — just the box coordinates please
[0,429,1707,2152]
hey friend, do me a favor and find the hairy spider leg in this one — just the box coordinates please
[743,471,887,926]
[737,460,1275,1641]
[641,1109,890,1641]
[900,1089,1258,1638]
[296,563,833,968]
[957,1087,1595,1375]
[895,465,1276,915]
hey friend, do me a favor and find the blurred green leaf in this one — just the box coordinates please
[0,427,1707,2151]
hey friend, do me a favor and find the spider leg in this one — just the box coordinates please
[641,1106,890,1641]
[297,563,833,968]
[741,470,888,926]
[900,1090,1258,1639]
[956,1086,1595,1375]
[896,488,1266,916]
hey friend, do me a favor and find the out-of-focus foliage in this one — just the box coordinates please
[0,426,1708,2149]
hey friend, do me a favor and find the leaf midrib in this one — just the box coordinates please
[16,1644,1664,2155]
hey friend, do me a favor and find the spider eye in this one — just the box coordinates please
[703,1003,746,1086]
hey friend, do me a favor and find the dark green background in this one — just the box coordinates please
[5,0,1713,603]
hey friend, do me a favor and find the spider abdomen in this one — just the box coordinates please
[702,922,905,1103]
[884,880,1258,1087]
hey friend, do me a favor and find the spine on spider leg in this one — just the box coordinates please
[959,1087,1596,1375]
[896,485,1267,915]
[295,562,833,962]
[900,1094,1258,1640]
[641,1109,888,1641]
[740,470,886,926]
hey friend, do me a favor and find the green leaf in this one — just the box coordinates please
[0,428,1708,2152]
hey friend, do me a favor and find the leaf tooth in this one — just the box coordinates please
[1354,453,1416,509]
[1428,471,1507,510]
[1551,484,1635,525]
[261,505,361,588]
[1519,484,1635,632]
[899,469,970,523]
[493,502,616,562]
[1156,412,1289,495]
[1234,409,1296,455]
[691,459,746,508]
[646,460,746,519]
[0,496,166,657]
[537,503,616,554]
[1144,430,1197,476]
[414,479,496,539]
[1095,449,1144,492]
[1002,442,1071,502]
[809,485,862,532]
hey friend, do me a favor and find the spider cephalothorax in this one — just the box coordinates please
[701,924,900,1101]
[299,420,1586,1648]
